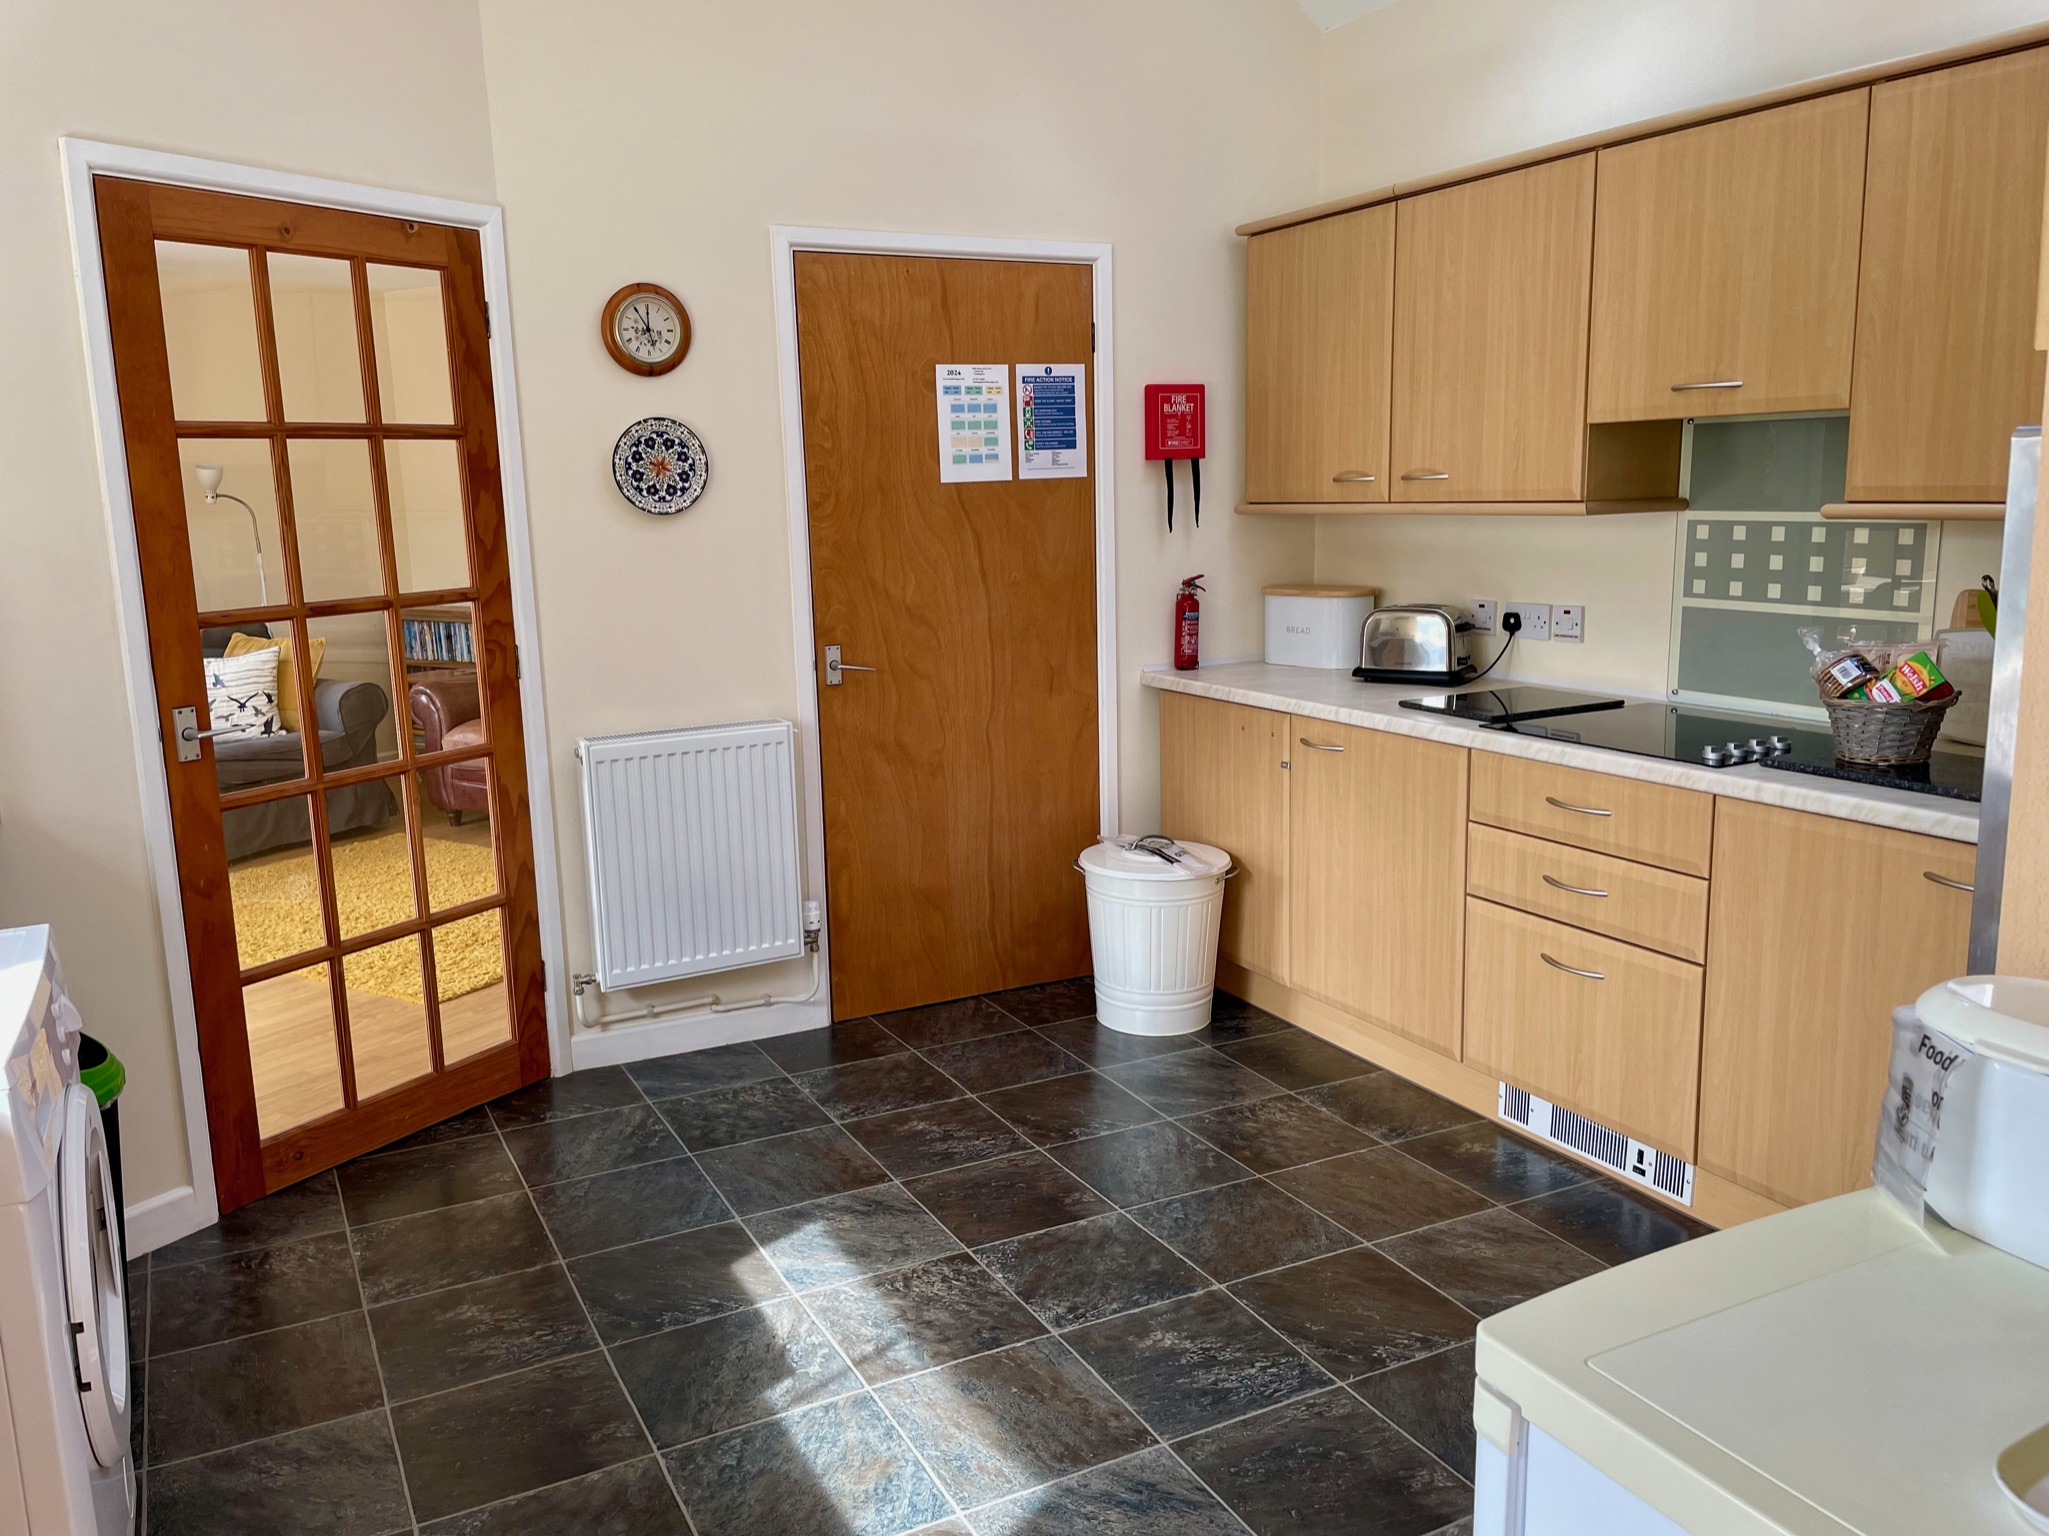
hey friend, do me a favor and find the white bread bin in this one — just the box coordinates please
[1263,585,1379,670]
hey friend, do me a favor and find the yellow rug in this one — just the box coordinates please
[231,833,503,1002]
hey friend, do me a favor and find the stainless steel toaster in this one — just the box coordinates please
[1353,604,1477,684]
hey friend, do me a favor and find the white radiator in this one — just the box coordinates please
[578,720,805,991]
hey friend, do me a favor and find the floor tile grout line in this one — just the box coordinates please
[329,1190,421,1533]
[1338,1378,1479,1493]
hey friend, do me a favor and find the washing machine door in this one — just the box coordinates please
[59,1083,128,1468]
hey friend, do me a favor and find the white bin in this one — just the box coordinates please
[1076,837,1231,1035]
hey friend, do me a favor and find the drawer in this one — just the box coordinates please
[1470,753,1713,876]
[1466,823,1709,962]
[1463,898,1704,1157]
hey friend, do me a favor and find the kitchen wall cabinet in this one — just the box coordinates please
[1390,155,1596,502]
[1588,91,1869,423]
[1697,801,1974,1208]
[1846,48,2049,505]
[1244,205,1395,504]
[1158,692,1289,982]
[1463,898,1704,1156]
[1287,716,1466,1056]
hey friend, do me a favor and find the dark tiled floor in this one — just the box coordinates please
[134,980,1703,1535]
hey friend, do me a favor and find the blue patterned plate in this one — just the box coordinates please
[612,416,708,515]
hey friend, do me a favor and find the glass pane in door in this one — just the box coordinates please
[155,242,265,422]
[225,796,322,966]
[416,764,498,910]
[343,935,433,1099]
[326,778,414,940]
[245,966,346,1138]
[287,439,384,602]
[180,440,286,613]
[268,254,365,423]
[433,912,511,1064]
[367,265,455,425]
[305,613,402,766]
[385,440,470,593]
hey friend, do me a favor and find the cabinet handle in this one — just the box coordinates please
[1670,379,1744,392]
[1541,952,1606,981]
[1543,795,1613,817]
[1542,873,1609,899]
[1923,870,1974,894]
[1298,738,1345,753]
[1331,471,1377,483]
[1401,470,1451,481]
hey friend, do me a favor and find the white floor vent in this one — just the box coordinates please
[1498,1084,1696,1206]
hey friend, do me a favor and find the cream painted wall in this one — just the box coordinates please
[1306,0,2049,692]
[0,0,498,1209]
[476,0,1320,1011]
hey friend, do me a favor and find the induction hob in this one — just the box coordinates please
[1398,687,1627,725]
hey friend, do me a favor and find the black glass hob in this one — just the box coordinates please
[1399,687,1627,725]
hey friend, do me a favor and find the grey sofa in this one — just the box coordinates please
[204,625,398,862]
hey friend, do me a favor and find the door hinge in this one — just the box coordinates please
[1091,321,1096,354]
[538,958,546,988]
[514,642,521,680]
[484,300,492,340]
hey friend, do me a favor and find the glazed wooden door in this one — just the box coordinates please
[1589,91,1869,422]
[1390,155,1596,502]
[94,178,546,1210]
[1244,206,1395,504]
[795,253,1097,1018]
[1847,48,2049,504]
[1158,693,1289,984]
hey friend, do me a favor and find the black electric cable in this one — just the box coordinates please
[1466,610,1520,682]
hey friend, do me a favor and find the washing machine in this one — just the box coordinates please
[0,926,133,1535]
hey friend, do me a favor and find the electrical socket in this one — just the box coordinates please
[1468,599,1497,634]
[1504,602,1551,641]
[1553,603,1584,642]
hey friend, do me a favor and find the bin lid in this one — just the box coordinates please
[1077,836,1230,881]
[1917,975,2049,1071]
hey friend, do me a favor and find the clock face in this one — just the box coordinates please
[615,294,681,364]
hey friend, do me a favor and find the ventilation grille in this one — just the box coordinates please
[577,720,804,991]
[1498,1082,1695,1206]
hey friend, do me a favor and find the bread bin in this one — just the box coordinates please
[1262,585,1378,670]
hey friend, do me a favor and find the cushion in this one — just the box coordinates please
[223,631,326,732]
[203,648,283,741]
[444,718,488,752]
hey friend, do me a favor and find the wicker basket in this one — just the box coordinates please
[1822,692,1958,766]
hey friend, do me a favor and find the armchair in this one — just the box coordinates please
[409,673,490,823]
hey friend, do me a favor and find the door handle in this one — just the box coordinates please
[1542,873,1609,899]
[1400,470,1451,481]
[1540,952,1606,981]
[1543,795,1613,817]
[1331,471,1377,483]
[170,704,228,763]
[823,645,877,687]
[1670,379,1743,392]
[1923,870,1974,894]
[1297,738,1345,753]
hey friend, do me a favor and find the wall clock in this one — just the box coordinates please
[613,417,708,515]
[601,282,691,375]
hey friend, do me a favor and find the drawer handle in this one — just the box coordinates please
[1332,471,1377,483]
[1671,379,1744,392]
[1923,870,1974,894]
[1298,738,1345,753]
[1401,470,1451,481]
[1542,873,1610,899]
[1543,795,1613,818]
[1541,952,1606,982]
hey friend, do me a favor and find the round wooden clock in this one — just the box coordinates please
[601,282,691,375]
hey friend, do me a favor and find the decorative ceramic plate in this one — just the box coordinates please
[612,416,708,515]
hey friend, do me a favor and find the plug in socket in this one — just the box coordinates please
[1468,599,1498,634]
[1553,604,1584,642]
[1505,602,1551,641]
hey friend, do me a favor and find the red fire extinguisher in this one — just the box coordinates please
[1174,575,1205,671]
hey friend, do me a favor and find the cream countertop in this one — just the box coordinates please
[1142,661,1980,845]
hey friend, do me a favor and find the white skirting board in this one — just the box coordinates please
[567,998,828,1071]
[124,1184,210,1257]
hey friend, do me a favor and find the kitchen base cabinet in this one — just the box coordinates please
[1287,717,1467,1058]
[1697,801,1975,1208]
[1463,897,1704,1157]
[1158,692,1288,983]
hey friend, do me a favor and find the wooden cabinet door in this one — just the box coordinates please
[1158,692,1288,982]
[1847,48,2049,504]
[1287,717,1466,1056]
[1391,156,1596,502]
[1245,206,1395,504]
[1589,91,1869,422]
[1698,801,1974,1207]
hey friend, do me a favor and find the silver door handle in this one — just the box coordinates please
[1297,738,1345,752]
[170,704,228,763]
[1544,795,1613,817]
[1923,870,1974,894]
[1541,952,1606,981]
[180,724,229,743]
[1331,471,1377,483]
[1542,873,1609,899]
[823,644,877,686]
[1670,379,1744,392]
[1401,470,1451,481]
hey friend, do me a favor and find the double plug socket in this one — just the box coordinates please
[1468,600,1584,643]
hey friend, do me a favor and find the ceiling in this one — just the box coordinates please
[1295,0,1408,29]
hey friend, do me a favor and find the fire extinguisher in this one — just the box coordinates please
[1174,575,1205,671]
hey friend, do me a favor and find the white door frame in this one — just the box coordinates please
[769,228,1119,1003]
[58,139,569,1253]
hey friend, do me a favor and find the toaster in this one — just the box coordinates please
[1353,604,1477,684]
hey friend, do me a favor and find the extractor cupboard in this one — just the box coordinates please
[1242,38,2049,515]
[1158,689,1975,1222]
